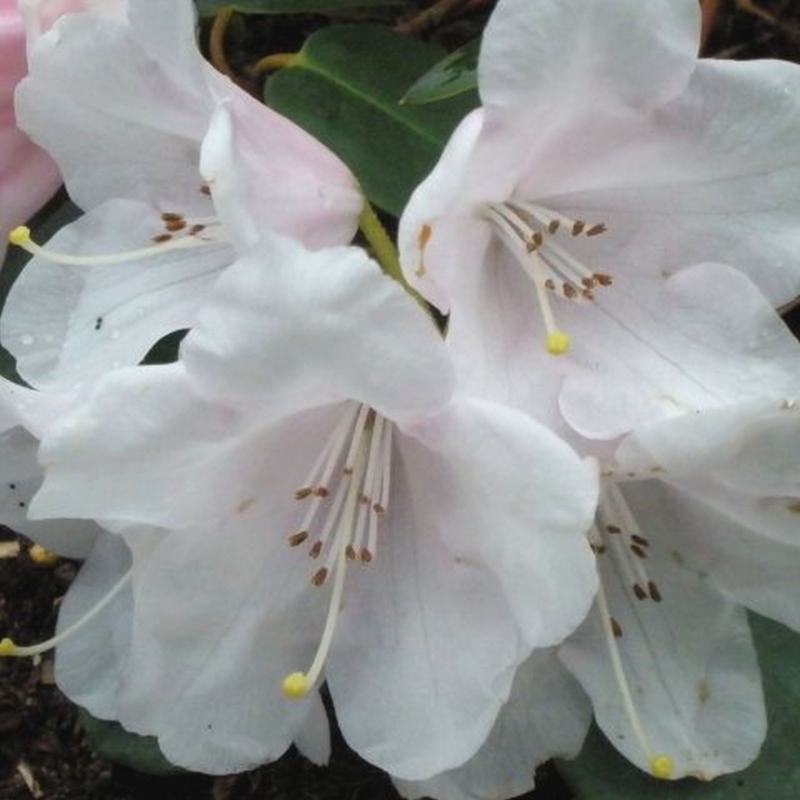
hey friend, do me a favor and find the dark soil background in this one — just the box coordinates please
[3,1,800,798]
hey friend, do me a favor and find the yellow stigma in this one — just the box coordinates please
[8,226,31,246]
[0,638,17,656]
[546,330,571,355]
[650,754,674,779]
[29,544,59,567]
[282,671,310,698]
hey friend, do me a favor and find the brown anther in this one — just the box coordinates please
[152,233,172,244]
[547,219,560,234]
[595,273,613,286]
[633,583,648,601]
[287,531,308,547]
[199,184,211,196]
[418,223,432,249]
[188,224,206,235]
[161,212,184,222]
[164,218,187,232]
[343,467,354,476]
[309,541,323,559]
[585,223,608,237]
[360,548,373,564]
[581,289,594,300]
[311,567,329,586]
[630,544,647,559]
[648,581,663,602]
[571,219,586,236]
[314,487,330,498]
[295,487,314,500]
[527,231,544,252]
[631,534,650,547]
[544,278,556,290]
[611,617,623,637]
[581,276,597,288]
[563,283,578,299]
[372,503,386,514]
[345,545,357,561]
[606,525,621,534]
[358,493,370,506]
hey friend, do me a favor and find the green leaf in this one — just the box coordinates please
[264,25,478,215]
[195,0,401,16]
[401,39,479,104]
[558,613,800,799]
[78,708,185,776]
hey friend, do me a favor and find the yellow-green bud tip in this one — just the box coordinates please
[546,330,571,356]
[282,671,310,698]
[650,754,674,779]
[8,226,31,246]
[0,637,17,656]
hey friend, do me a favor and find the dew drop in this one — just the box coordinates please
[19,334,34,346]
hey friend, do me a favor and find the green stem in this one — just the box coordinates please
[358,203,403,283]
[358,203,434,319]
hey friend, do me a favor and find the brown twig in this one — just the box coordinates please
[394,0,472,35]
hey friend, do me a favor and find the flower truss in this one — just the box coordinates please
[17,233,599,781]
[394,0,800,783]
[2,0,362,391]
[559,394,800,780]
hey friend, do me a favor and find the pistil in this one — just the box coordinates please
[0,569,132,658]
[481,201,611,355]
[8,211,225,267]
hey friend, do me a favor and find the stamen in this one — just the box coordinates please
[594,572,673,779]
[415,223,432,277]
[597,486,661,603]
[8,221,223,267]
[283,403,395,695]
[0,570,131,658]
[483,201,611,355]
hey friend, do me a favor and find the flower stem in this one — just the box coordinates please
[251,52,299,74]
[359,203,432,316]
[209,7,236,78]
[358,203,404,284]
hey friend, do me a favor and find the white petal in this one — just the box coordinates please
[292,693,331,766]
[558,263,800,439]
[394,650,591,800]
[181,235,454,421]
[624,479,800,633]
[32,366,348,531]
[17,12,212,211]
[117,516,327,773]
[200,76,361,252]
[538,59,800,307]
[480,0,700,120]
[2,199,231,390]
[53,532,134,719]
[615,398,800,497]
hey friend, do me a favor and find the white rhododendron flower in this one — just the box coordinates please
[399,0,800,357]
[3,0,361,390]
[560,394,800,780]
[27,233,598,779]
